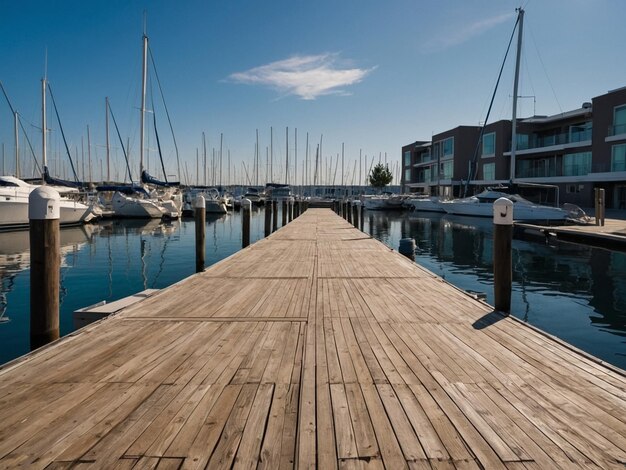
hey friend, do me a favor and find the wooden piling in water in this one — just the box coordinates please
[29,186,60,350]
[282,200,288,226]
[352,202,359,228]
[272,200,278,231]
[264,199,272,236]
[195,195,205,273]
[242,198,251,248]
[493,197,513,313]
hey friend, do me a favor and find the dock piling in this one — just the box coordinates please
[195,195,205,273]
[282,200,288,226]
[399,238,416,259]
[272,200,278,232]
[493,198,513,313]
[242,198,251,248]
[352,201,359,228]
[595,188,605,226]
[29,186,61,350]
[264,199,272,236]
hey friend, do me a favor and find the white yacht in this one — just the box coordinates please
[406,195,446,213]
[361,193,404,211]
[440,190,572,221]
[0,176,99,230]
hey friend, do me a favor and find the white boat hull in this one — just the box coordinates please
[441,200,569,221]
[111,192,164,218]
[408,197,445,213]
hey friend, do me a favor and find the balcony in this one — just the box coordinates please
[515,129,592,151]
[608,123,626,136]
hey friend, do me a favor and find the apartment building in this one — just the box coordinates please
[402,86,626,208]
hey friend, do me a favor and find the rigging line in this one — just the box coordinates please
[46,82,79,182]
[108,100,134,182]
[1,82,43,174]
[149,80,168,182]
[527,17,562,114]
[148,45,181,180]
[464,13,520,197]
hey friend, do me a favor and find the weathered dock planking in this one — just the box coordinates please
[1,208,625,469]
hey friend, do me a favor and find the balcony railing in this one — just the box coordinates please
[515,129,592,150]
[608,123,626,136]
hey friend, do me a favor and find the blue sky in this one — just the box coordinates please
[1,0,624,185]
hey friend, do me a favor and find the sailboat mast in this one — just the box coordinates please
[139,31,148,178]
[105,97,110,182]
[510,7,524,182]
[219,132,223,187]
[285,126,289,184]
[87,125,92,183]
[41,78,47,184]
[270,126,273,183]
[14,112,19,178]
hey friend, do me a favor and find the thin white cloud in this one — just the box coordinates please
[229,53,375,100]
[422,12,515,52]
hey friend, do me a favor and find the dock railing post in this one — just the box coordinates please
[347,200,353,224]
[29,186,61,350]
[493,197,513,314]
[242,198,251,248]
[282,200,288,226]
[195,195,205,273]
[288,200,293,223]
[272,200,278,232]
[264,199,272,236]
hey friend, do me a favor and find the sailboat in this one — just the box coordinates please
[0,79,100,230]
[441,8,573,222]
[104,27,180,219]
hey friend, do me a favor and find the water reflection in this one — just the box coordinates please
[365,210,626,368]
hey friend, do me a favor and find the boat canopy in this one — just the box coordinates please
[141,170,179,188]
[43,166,84,189]
[96,184,150,197]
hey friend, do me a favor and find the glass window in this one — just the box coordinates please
[482,133,495,157]
[483,162,495,180]
[442,137,454,157]
[563,152,592,176]
[612,144,626,172]
[614,105,626,135]
[516,133,529,150]
[404,151,411,166]
[441,161,453,179]
[404,168,411,182]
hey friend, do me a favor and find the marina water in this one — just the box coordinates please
[1,209,624,370]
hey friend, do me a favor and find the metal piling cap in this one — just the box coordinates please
[28,186,60,220]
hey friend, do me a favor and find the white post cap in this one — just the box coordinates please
[352,200,361,207]
[242,198,252,210]
[29,186,60,220]
[493,197,513,225]
[194,194,205,209]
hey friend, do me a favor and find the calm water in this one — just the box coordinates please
[1,209,625,370]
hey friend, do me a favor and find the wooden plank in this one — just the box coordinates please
[233,383,274,470]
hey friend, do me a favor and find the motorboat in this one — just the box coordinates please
[242,187,265,205]
[440,190,573,221]
[361,193,404,211]
[406,195,446,213]
[0,176,100,230]
[183,187,227,214]
[266,184,293,202]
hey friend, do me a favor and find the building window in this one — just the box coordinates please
[612,143,626,172]
[568,122,592,142]
[404,151,411,167]
[441,161,453,179]
[614,105,626,136]
[563,152,591,176]
[442,137,454,158]
[482,133,495,157]
[483,162,495,180]
[404,168,411,182]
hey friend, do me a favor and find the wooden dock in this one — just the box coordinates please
[1,209,625,469]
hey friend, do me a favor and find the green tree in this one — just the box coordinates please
[368,163,393,190]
